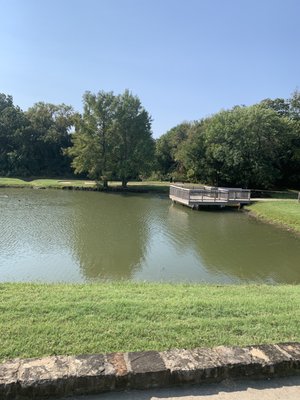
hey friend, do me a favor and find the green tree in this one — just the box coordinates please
[113,90,154,187]
[178,105,293,188]
[0,93,28,176]
[175,121,207,182]
[289,89,300,120]
[155,122,191,180]
[67,91,116,188]
[67,90,154,188]
[260,90,300,187]
[24,102,76,176]
[204,105,292,188]
[260,97,290,117]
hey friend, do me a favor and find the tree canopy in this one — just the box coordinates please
[67,90,154,187]
[155,92,300,189]
[0,95,76,177]
[1,89,299,189]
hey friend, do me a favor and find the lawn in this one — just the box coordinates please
[246,200,300,233]
[0,283,299,362]
[0,178,170,193]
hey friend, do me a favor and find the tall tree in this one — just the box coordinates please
[155,122,191,180]
[178,105,293,188]
[67,91,116,187]
[289,89,300,120]
[113,90,154,187]
[175,121,207,182]
[24,102,76,176]
[67,90,154,188]
[0,93,28,175]
[260,90,300,187]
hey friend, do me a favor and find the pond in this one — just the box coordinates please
[0,188,300,284]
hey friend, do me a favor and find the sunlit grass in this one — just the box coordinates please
[0,177,31,186]
[0,177,169,192]
[0,283,299,362]
[246,200,300,233]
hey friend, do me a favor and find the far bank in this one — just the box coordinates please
[0,177,170,193]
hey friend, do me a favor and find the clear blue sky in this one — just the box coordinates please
[1,0,299,138]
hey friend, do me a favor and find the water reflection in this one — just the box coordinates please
[0,188,300,284]
[71,192,149,280]
[164,204,300,284]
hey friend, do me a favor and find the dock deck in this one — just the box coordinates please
[169,185,251,209]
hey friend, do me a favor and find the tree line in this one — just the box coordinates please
[1,90,300,189]
[156,91,300,189]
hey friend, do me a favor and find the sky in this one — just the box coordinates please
[1,0,299,138]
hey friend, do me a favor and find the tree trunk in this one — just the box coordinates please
[122,178,127,188]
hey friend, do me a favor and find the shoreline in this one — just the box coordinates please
[245,200,300,235]
[0,178,170,194]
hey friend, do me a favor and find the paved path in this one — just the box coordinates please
[66,375,300,399]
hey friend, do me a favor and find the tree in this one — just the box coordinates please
[67,89,154,188]
[113,90,154,187]
[289,89,300,120]
[260,97,290,117]
[0,93,28,176]
[155,122,191,180]
[177,105,293,188]
[260,90,300,187]
[175,121,207,182]
[24,102,76,176]
[203,105,292,188]
[67,91,116,187]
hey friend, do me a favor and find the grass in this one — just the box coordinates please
[0,177,170,193]
[246,200,300,233]
[0,282,299,362]
[0,177,32,186]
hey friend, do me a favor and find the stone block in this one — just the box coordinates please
[106,352,130,390]
[277,342,300,369]
[127,350,169,389]
[247,344,293,376]
[161,347,223,384]
[0,359,20,399]
[214,346,258,378]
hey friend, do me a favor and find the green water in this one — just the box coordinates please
[0,188,299,283]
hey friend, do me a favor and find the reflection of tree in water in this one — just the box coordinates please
[71,192,150,280]
[167,205,300,284]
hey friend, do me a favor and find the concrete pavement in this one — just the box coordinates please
[67,375,300,399]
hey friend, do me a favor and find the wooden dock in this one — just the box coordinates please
[169,185,251,209]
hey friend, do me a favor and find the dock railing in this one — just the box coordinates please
[170,185,251,206]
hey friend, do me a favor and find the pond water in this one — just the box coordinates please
[0,188,300,284]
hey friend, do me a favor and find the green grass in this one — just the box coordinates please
[0,283,299,362]
[0,177,96,188]
[0,178,169,192]
[0,177,31,186]
[246,200,300,233]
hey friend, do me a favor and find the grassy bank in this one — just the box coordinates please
[246,200,300,233]
[0,178,170,193]
[0,283,299,362]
